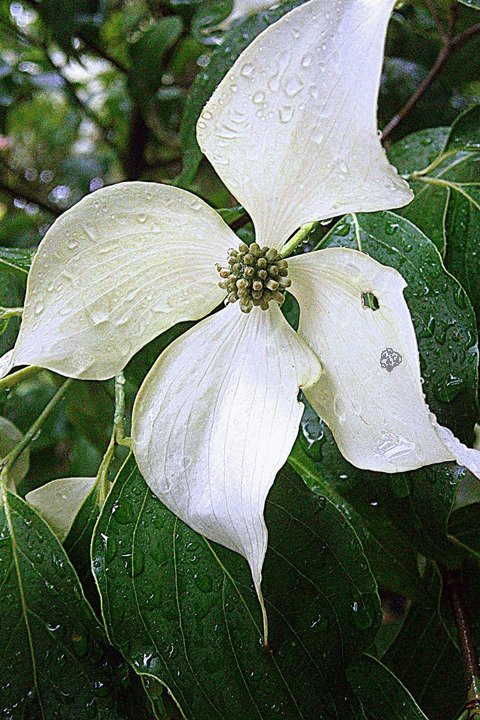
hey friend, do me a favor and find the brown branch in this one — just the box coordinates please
[76,33,129,75]
[443,568,480,718]
[42,48,119,153]
[123,106,150,180]
[382,9,480,142]
[0,177,61,217]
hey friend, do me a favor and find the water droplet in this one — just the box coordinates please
[279,105,294,123]
[302,53,313,67]
[252,91,264,104]
[310,126,323,144]
[241,62,254,77]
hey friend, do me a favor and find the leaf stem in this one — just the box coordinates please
[0,175,61,217]
[96,372,127,504]
[0,307,23,320]
[443,568,480,718]
[0,378,73,485]
[382,6,480,142]
[280,222,317,258]
[0,365,42,393]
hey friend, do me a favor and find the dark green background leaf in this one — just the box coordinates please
[0,488,128,719]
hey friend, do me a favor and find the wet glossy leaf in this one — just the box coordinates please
[347,654,430,719]
[289,439,423,598]
[389,109,480,318]
[92,456,380,719]
[384,568,465,720]
[0,487,128,719]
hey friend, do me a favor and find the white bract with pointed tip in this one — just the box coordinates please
[2,0,479,601]
[26,477,96,542]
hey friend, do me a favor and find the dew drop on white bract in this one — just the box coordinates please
[240,62,254,77]
[252,91,264,104]
[302,53,313,68]
[279,105,294,123]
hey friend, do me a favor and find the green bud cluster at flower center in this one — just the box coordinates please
[216,243,292,313]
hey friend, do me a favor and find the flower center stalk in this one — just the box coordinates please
[216,243,291,313]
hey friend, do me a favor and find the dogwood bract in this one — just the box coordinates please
[2,0,480,608]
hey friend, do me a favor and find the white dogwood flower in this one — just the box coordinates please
[1,0,479,609]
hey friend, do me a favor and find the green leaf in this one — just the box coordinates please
[0,416,30,489]
[347,654,430,719]
[289,440,423,599]
[449,502,480,558]
[93,455,380,719]
[129,17,184,101]
[64,478,103,591]
[384,568,465,720]
[178,0,307,185]
[0,246,34,279]
[0,487,127,718]
[389,111,480,319]
[446,105,480,151]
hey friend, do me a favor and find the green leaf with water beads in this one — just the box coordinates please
[178,0,307,186]
[347,654,430,719]
[389,108,480,319]
[0,488,129,719]
[92,455,380,720]
[383,568,466,720]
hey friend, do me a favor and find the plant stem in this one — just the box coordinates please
[443,568,480,718]
[0,378,73,484]
[114,372,126,443]
[382,5,480,142]
[95,372,127,504]
[0,177,61,217]
[280,222,317,258]
[0,365,42,393]
[0,308,23,320]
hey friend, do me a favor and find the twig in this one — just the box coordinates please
[0,379,73,483]
[41,47,118,153]
[76,33,129,75]
[382,7,480,141]
[0,177,61,216]
[443,568,480,718]
[0,365,42,393]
